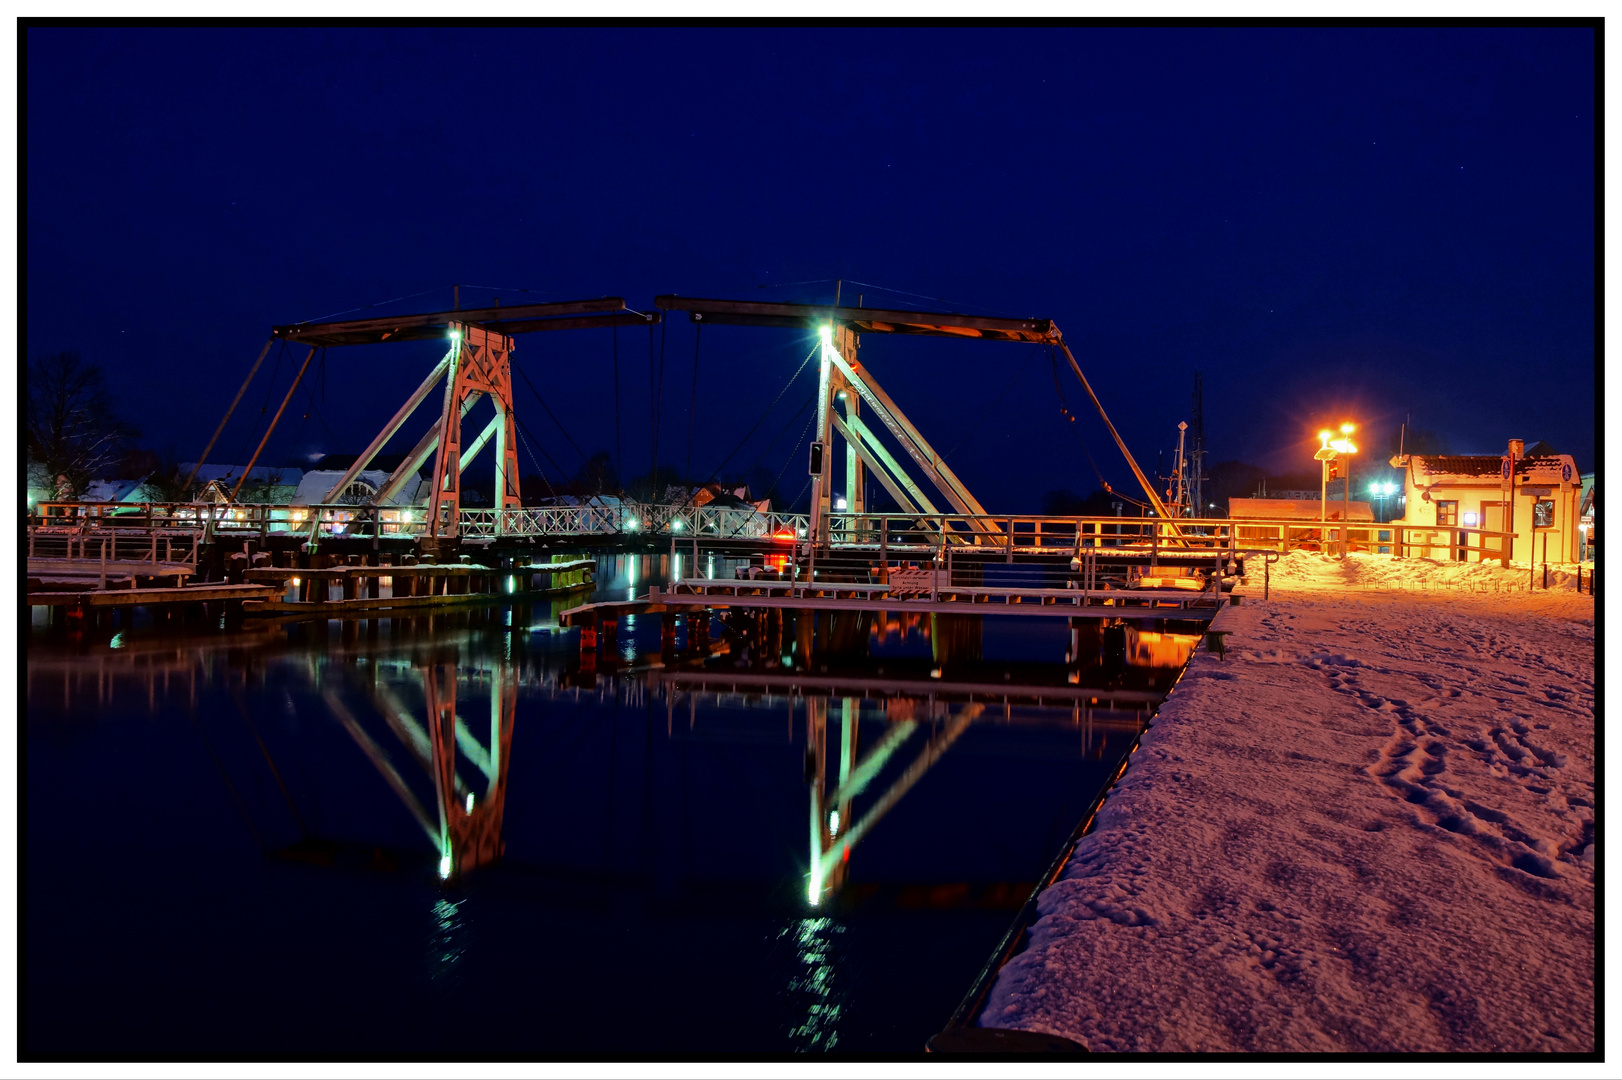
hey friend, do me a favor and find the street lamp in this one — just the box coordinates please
[1315,423,1358,555]
[1368,480,1397,522]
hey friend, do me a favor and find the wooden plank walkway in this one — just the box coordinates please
[561,584,1224,627]
[27,558,196,588]
[26,583,276,607]
[238,559,596,618]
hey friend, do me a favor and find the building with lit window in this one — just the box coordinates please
[1389,440,1583,564]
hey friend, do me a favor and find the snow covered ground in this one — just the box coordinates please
[980,551,1596,1052]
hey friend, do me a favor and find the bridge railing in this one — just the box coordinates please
[34,502,1506,564]
[462,502,811,540]
[816,514,1508,563]
[34,501,427,541]
[27,520,204,567]
[818,513,1243,554]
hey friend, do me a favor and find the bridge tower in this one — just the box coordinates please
[191,297,653,541]
[423,323,522,538]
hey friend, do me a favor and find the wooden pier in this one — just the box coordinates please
[26,549,593,628]
[561,577,1226,630]
[239,558,594,618]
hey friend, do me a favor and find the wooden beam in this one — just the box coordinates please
[654,296,1054,342]
[231,346,317,503]
[182,336,275,494]
[272,298,630,347]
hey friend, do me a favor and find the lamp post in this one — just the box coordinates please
[1315,431,1335,551]
[1370,481,1395,523]
[1314,423,1358,557]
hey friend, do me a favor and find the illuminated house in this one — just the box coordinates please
[1389,440,1583,563]
[291,469,426,507]
[182,463,302,504]
[80,475,163,503]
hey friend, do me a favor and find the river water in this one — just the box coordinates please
[25,553,1198,1057]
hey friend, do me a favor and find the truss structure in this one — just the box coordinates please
[333,661,517,879]
[191,298,658,539]
[655,296,1175,546]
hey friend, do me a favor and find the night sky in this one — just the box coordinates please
[25,26,1597,511]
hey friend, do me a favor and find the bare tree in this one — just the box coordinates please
[27,352,139,497]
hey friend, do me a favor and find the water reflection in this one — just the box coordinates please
[27,604,1198,901]
[27,569,1203,1055]
[430,898,466,986]
[782,916,846,1050]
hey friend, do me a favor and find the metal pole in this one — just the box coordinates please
[1320,458,1328,553]
[1343,464,1351,558]
[100,536,107,589]
[809,334,835,545]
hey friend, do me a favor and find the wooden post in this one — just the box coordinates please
[231,345,319,503]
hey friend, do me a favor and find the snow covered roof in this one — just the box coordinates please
[80,477,151,503]
[540,494,622,508]
[292,469,425,506]
[1414,455,1502,479]
[1229,498,1374,522]
[181,462,302,485]
[1514,454,1576,484]
[1409,451,1577,487]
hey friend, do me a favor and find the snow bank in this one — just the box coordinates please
[1266,549,1590,595]
[981,555,1595,1051]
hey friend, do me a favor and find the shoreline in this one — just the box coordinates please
[978,552,1596,1051]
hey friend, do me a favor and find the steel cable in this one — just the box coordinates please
[612,321,623,493]
[685,322,699,483]
[512,361,591,466]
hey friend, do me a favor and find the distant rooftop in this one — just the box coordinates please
[1230,497,1374,522]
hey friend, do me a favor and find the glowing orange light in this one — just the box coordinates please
[1318,423,1357,455]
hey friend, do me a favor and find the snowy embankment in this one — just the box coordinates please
[981,551,1596,1052]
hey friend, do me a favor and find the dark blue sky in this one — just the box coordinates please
[26,26,1596,510]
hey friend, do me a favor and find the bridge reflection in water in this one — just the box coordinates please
[26,603,1196,1055]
